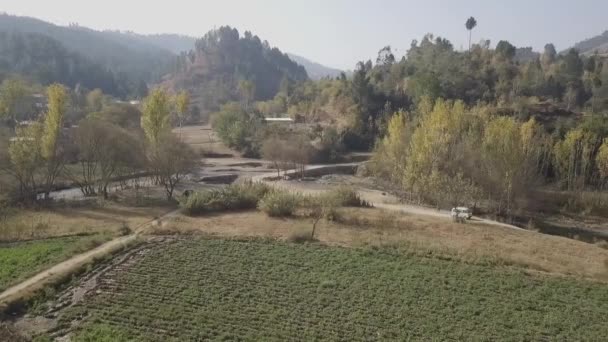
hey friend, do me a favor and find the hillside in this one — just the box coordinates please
[569,30,608,56]
[0,31,139,97]
[0,14,175,87]
[287,53,344,79]
[166,26,308,115]
[99,31,196,54]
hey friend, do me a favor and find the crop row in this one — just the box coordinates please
[56,238,608,341]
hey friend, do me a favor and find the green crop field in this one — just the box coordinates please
[0,234,111,292]
[52,238,608,341]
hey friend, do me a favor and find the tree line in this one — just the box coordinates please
[371,97,608,217]
[0,82,195,203]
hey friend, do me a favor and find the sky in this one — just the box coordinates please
[2,0,608,70]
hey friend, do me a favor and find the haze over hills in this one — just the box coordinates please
[569,30,608,56]
[0,14,338,100]
[287,53,345,80]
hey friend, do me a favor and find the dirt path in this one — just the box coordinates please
[0,209,180,311]
[253,164,527,232]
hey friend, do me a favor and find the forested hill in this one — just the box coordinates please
[0,31,135,96]
[166,26,308,114]
[0,14,177,96]
[98,31,196,54]
[570,30,608,56]
[287,53,344,80]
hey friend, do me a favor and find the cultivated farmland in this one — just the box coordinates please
[0,234,112,292]
[31,238,608,341]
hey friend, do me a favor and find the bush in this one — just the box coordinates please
[181,182,270,216]
[323,186,371,207]
[118,222,132,236]
[258,190,301,217]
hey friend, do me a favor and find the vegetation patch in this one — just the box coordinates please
[0,234,112,292]
[180,182,271,215]
[41,238,608,341]
[257,190,302,217]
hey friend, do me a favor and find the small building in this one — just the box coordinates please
[264,117,294,123]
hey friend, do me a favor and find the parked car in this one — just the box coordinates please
[451,207,472,222]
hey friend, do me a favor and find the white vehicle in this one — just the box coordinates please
[451,207,472,222]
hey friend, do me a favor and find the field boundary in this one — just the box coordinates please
[0,208,179,313]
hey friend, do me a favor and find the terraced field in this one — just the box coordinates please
[40,238,608,341]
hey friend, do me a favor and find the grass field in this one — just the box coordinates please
[0,201,172,242]
[45,238,608,341]
[0,234,112,292]
[155,209,608,281]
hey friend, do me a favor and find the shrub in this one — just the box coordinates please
[324,186,371,207]
[181,182,270,216]
[118,222,132,236]
[258,190,301,217]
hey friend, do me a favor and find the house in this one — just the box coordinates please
[264,117,294,123]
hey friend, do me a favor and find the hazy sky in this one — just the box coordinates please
[2,0,607,69]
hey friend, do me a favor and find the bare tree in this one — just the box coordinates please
[149,134,197,200]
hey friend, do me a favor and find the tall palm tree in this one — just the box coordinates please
[465,17,477,51]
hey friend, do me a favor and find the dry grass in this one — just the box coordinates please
[154,208,608,282]
[0,203,172,242]
[173,125,235,156]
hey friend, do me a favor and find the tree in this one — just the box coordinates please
[86,88,104,112]
[372,110,410,184]
[175,90,190,129]
[238,80,256,110]
[465,17,477,51]
[597,139,608,186]
[88,103,142,129]
[261,136,285,177]
[541,43,557,66]
[496,40,516,60]
[212,103,262,156]
[73,119,144,198]
[553,128,598,191]
[149,134,197,200]
[8,123,43,202]
[481,116,527,216]
[0,78,27,125]
[141,88,172,147]
[308,195,337,240]
[41,84,69,199]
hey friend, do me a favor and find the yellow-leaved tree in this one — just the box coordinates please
[142,88,172,147]
[175,90,190,129]
[41,84,68,199]
[553,128,599,191]
[371,110,409,184]
[8,123,43,201]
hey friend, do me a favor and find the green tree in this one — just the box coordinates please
[465,17,477,51]
[495,40,516,60]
